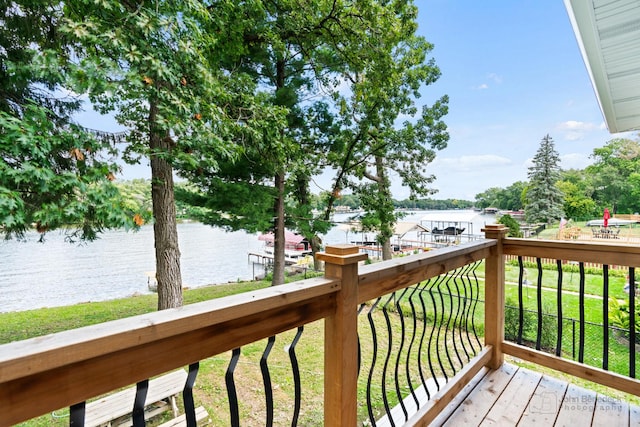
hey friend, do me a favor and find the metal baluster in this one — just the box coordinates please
[439,272,456,375]
[69,402,85,426]
[578,262,585,363]
[381,292,398,425]
[392,288,410,422]
[469,261,483,349]
[288,327,304,427]
[630,268,636,378]
[405,284,421,409]
[260,336,275,427]
[556,260,563,357]
[184,363,199,427]
[517,256,524,345]
[603,265,609,370]
[366,297,382,426]
[536,258,543,350]
[457,264,473,361]
[357,303,366,376]
[226,348,241,427]
[132,379,149,427]
[416,279,436,396]
[428,274,449,382]
[452,269,468,364]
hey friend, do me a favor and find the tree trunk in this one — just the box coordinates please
[271,57,287,286]
[311,235,323,271]
[149,101,183,309]
[272,170,286,285]
[375,155,393,260]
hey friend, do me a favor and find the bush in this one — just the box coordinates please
[505,298,534,342]
[497,214,523,237]
[504,298,557,350]
[609,296,640,343]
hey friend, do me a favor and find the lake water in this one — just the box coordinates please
[0,210,495,313]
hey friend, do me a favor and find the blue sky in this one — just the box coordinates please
[75,2,632,202]
[403,0,633,201]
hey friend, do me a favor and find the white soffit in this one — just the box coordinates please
[565,0,640,133]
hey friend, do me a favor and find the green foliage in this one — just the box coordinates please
[504,298,557,350]
[393,197,474,210]
[504,298,534,342]
[475,182,526,211]
[0,1,79,119]
[497,214,522,237]
[175,177,275,233]
[115,179,154,224]
[0,1,137,241]
[319,1,448,258]
[587,138,640,214]
[556,178,598,221]
[0,104,136,241]
[525,134,564,223]
[609,297,640,343]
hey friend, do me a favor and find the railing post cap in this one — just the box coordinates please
[482,224,508,238]
[316,244,368,265]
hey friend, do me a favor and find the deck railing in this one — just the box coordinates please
[2,224,640,426]
[501,237,640,397]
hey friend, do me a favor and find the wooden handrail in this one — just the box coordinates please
[0,277,339,426]
[357,239,496,303]
[504,237,640,267]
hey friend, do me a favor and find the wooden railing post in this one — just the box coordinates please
[483,224,508,369]
[316,244,367,427]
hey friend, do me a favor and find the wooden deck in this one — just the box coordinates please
[430,363,640,426]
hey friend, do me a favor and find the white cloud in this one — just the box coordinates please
[472,73,502,91]
[487,73,503,84]
[556,120,601,141]
[558,120,598,131]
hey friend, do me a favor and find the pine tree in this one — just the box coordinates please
[525,134,564,224]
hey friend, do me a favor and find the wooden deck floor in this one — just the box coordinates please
[429,363,640,426]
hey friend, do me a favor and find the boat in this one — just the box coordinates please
[254,231,313,265]
[431,226,465,236]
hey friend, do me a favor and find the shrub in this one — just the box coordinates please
[504,298,557,350]
[497,214,523,237]
[609,297,640,343]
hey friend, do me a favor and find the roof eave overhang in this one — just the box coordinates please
[564,0,640,134]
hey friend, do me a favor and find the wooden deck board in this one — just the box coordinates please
[428,367,490,427]
[554,383,597,426]
[430,363,640,427]
[442,363,517,427]
[592,394,629,427]
[518,374,568,426]
[479,368,542,426]
[630,403,640,426]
